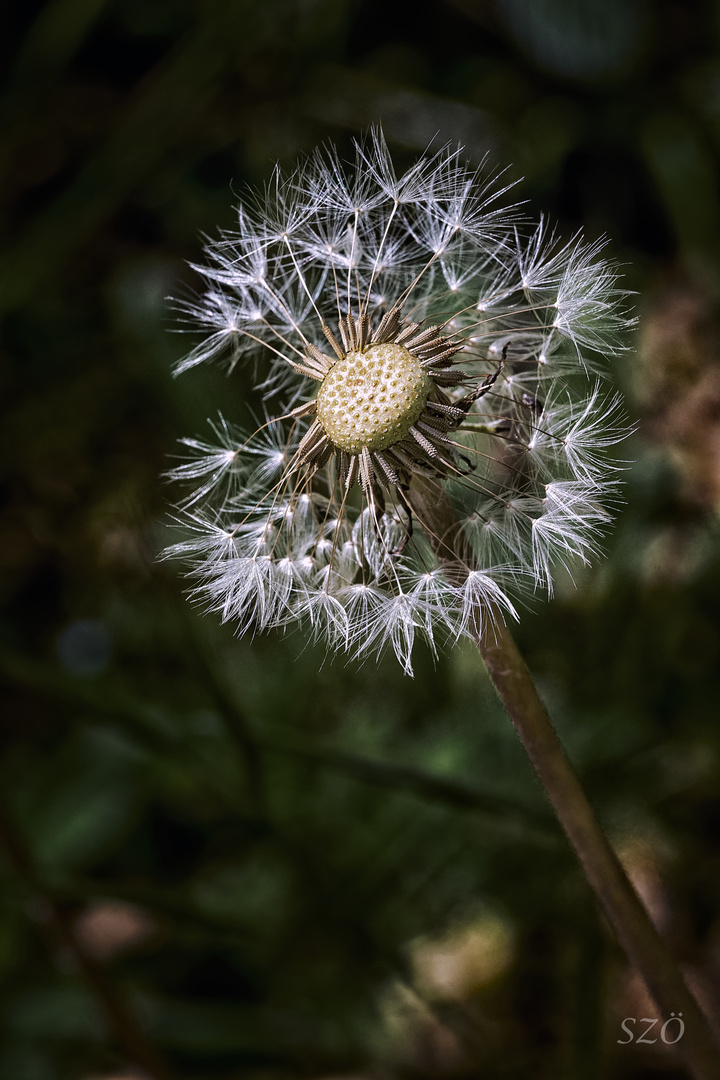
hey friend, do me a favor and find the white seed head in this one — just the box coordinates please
[168,129,633,673]
[316,343,432,454]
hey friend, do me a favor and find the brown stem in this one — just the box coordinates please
[0,798,178,1080]
[478,619,720,1078]
[407,474,720,1080]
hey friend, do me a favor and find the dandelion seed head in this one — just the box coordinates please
[316,343,432,454]
[167,129,633,673]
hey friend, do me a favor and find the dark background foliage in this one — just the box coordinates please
[2,1,720,1077]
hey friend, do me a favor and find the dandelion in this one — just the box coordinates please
[168,130,629,673]
[166,132,720,1078]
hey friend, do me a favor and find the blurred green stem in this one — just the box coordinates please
[408,476,720,1080]
[0,798,178,1080]
[185,619,268,819]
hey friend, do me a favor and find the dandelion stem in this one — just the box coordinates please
[408,476,720,1080]
[477,620,720,1079]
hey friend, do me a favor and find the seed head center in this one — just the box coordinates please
[316,342,432,454]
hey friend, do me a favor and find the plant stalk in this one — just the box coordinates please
[407,475,720,1080]
[478,618,720,1079]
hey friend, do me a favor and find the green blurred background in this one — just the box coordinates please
[2,1,720,1077]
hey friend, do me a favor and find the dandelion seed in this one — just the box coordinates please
[167,129,632,672]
